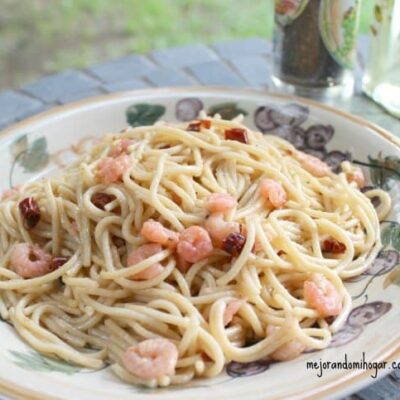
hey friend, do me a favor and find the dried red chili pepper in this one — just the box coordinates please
[49,256,70,272]
[91,193,116,210]
[187,120,211,132]
[19,197,41,230]
[224,128,248,144]
[322,237,346,254]
[222,232,246,256]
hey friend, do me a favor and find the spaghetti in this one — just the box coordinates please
[0,115,391,387]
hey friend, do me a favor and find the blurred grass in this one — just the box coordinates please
[0,0,374,90]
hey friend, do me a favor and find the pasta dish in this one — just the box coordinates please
[0,115,391,387]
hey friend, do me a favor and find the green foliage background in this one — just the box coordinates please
[0,0,375,90]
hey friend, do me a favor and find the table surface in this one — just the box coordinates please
[0,37,399,400]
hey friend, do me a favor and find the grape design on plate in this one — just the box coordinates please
[254,103,351,172]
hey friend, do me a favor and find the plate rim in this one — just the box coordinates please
[0,86,399,400]
[1,86,399,148]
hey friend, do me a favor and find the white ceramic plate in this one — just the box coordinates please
[0,88,399,400]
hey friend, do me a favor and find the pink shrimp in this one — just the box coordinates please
[259,179,287,208]
[97,154,131,184]
[123,338,178,379]
[177,226,213,263]
[141,219,180,249]
[108,139,134,158]
[304,273,342,317]
[204,212,240,244]
[346,166,365,188]
[297,151,330,177]
[223,299,245,326]
[206,193,237,214]
[127,244,164,280]
[9,243,52,279]
[1,185,21,201]
[267,325,306,361]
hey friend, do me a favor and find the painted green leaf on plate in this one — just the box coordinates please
[10,350,80,374]
[10,136,50,173]
[10,134,28,158]
[381,223,400,252]
[20,137,49,173]
[126,103,166,127]
[391,227,400,252]
[381,224,394,247]
[208,102,248,120]
[368,154,400,190]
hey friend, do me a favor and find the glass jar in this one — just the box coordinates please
[362,0,400,118]
[272,0,360,98]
